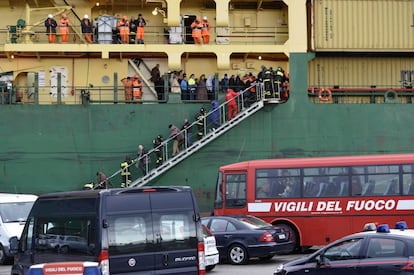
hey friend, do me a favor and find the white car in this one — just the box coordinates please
[202,224,219,271]
[45,234,88,253]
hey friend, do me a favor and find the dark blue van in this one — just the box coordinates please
[10,186,206,275]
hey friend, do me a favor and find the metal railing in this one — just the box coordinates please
[1,25,288,45]
[104,83,268,188]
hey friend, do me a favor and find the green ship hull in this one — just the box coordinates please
[1,54,412,212]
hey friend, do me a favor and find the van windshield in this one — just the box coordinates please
[0,202,34,223]
[32,216,97,256]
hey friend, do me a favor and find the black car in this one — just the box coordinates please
[274,221,414,275]
[201,215,293,265]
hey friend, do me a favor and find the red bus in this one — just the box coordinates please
[213,154,414,252]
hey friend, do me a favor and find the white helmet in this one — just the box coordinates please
[203,16,207,20]
[48,14,53,19]
[84,14,89,19]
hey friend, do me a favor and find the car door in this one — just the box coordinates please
[358,237,408,275]
[207,219,238,252]
[305,238,364,275]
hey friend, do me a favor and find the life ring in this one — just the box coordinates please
[384,90,398,103]
[318,88,332,102]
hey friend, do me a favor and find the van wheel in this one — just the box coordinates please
[0,244,7,265]
[206,264,216,271]
[228,244,248,265]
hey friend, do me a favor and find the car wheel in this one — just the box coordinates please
[228,244,248,265]
[0,244,6,265]
[274,223,298,253]
[206,264,216,271]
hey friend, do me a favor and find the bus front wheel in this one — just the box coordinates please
[274,223,298,254]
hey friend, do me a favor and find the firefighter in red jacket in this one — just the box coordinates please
[226,88,240,120]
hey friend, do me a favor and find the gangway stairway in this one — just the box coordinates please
[106,83,278,188]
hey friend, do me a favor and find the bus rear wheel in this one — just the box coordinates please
[274,223,298,254]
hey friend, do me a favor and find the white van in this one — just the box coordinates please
[0,193,37,264]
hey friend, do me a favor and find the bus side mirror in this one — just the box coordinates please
[9,236,18,254]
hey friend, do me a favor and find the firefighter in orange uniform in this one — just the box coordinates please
[117,16,130,44]
[58,13,71,43]
[191,17,202,44]
[132,74,143,102]
[136,21,145,44]
[201,16,210,44]
[122,77,133,103]
[225,88,240,120]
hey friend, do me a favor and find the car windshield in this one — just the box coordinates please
[0,201,34,222]
[235,216,272,228]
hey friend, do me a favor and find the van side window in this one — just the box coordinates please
[108,214,150,255]
[109,216,147,246]
[160,213,192,241]
[158,211,197,250]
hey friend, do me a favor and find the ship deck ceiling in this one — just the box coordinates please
[1,44,289,60]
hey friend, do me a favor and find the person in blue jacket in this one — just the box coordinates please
[209,100,220,129]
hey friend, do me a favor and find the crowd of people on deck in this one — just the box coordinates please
[43,12,147,44]
[90,65,289,189]
[43,12,215,45]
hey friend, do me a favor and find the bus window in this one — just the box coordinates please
[351,175,362,196]
[255,168,284,198]
[402,165,414,195]
[360,178,399,196]
[225,174,246,208]
[278,169,300,198]
[303,167,348,197]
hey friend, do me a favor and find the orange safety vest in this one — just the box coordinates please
[201,20,210,36]
[191,22,202,36]
[132,78,142,99]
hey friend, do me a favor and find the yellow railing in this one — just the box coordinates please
[1,25,288,45]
